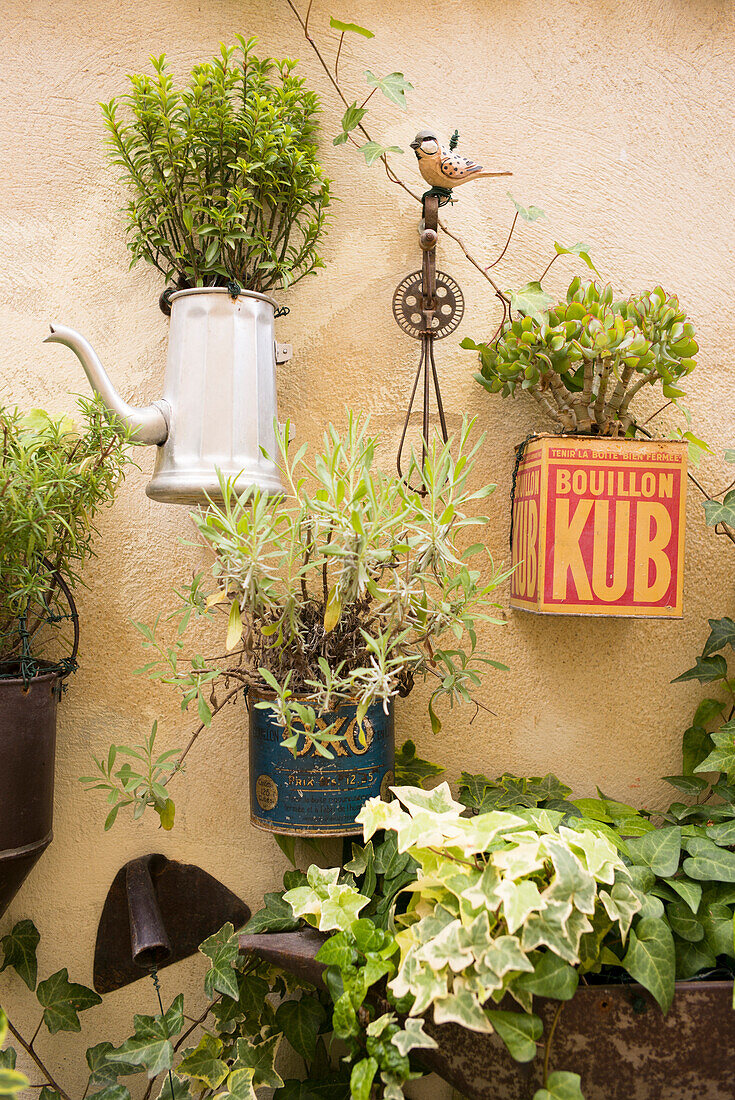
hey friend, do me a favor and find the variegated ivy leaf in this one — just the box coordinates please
[558,826,623,884]
[493,839,546,881]
[390,955,447,1016]
[216,1067,257,1100]
[476,936,534,984]
[177,1035,228,1090]
[357,796,404,841]
[234,1035,284,1090]
[497,879,546,934]
[417,920,473,973]
[522,903,592,965]
[199,923,240,1001]
[390,1017,437,1058]
[306,865,342,897]
[450,811,527,855]
[318,884,370,931]
[432,986,492,1033]
[392,783,465,819]
[542,837,597,915]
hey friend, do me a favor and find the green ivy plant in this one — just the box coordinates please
[463,277,699,437]
[102,36,332,292]
[0,914,349,1100]
[0,400,131,672]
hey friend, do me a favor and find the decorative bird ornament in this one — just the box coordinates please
[410,129,511,198]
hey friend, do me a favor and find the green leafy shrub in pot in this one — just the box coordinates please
[0,400,130,672]
[102,36,332,292]
[463,277,698,436]
[83,416,509,829]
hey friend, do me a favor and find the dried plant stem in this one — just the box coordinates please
[171,684,246,776]
[542,1002,565,1087]
[6,1018,73,1100]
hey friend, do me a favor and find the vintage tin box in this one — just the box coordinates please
[510,435,687,617]
[249,696,394,836]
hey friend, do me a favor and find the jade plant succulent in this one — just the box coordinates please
[463,277,699,436]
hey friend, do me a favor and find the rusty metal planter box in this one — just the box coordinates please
[510,435,687,617]
[424,979,735,1100]
[239,930,734,1100]
[249,696,394,837]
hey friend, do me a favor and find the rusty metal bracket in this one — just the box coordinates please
[393,194,463,492]
[93,854,250,993]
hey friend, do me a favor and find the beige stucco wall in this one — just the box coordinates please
[1,0,733,1095]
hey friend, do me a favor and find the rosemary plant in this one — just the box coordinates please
[0,400,130,671]
[102,36,332,292]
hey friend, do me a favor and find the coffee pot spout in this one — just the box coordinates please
[44,323,169,445]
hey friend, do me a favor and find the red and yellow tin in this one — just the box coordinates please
[510,435,687,617]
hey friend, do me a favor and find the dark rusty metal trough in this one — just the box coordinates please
[239,929,735,1100]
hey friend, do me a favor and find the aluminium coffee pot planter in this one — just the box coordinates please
[510,434,687,617]
[44,288,292,506]
[249,695,395,837]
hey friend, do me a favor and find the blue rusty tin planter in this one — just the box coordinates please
[249,695,394,836]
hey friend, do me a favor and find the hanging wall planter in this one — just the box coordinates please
[0,668,63,917]
[46,288,288,506]
[509,434,687,617]
[249,696,394,836]
[0,406,129,917]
